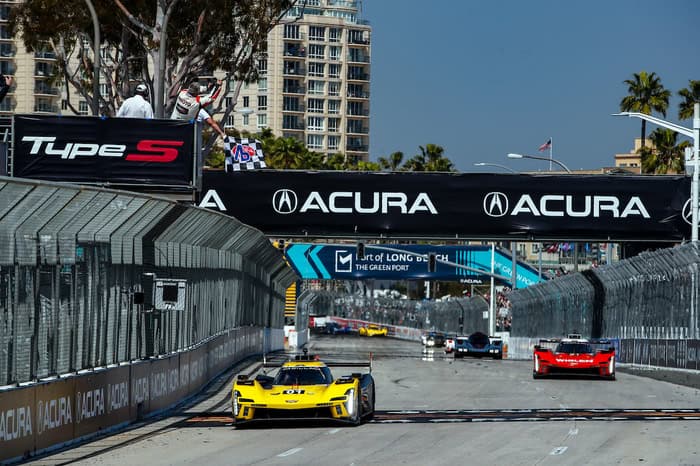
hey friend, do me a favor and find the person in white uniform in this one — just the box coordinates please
[116,83,154,118]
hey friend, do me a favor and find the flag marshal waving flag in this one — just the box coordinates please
[538,138,552,152]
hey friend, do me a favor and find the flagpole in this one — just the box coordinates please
[549,136,553,171]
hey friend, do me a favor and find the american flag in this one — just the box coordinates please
[538,138,552,152]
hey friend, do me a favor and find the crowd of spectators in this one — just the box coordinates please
[484,287,512,332]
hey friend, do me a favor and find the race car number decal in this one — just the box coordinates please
[283,389,305,395]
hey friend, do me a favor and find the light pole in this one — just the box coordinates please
[508,152,573,271]
[613,104,700,242]
[507,153,572,173]
[474,162,518,173]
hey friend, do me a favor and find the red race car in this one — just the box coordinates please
[533,334,616,380]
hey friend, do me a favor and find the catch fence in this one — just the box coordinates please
[302,243,700,346]
[300,289,490,335]
[509,242,700,340]
[0,176,297,385]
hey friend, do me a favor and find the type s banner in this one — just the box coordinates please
[13,115,196,187]
[200,170,692,241]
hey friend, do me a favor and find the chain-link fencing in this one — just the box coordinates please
[301,289,490,335]
[0,177,297,385]
[509,242,700,339]
[301,242,700,345]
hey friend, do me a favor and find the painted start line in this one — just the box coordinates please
[181,409,700,426]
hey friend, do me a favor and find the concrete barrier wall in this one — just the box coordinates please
[0,326,282,464]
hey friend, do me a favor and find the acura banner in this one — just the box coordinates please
[13,115,196,187]
[200,170,692,241]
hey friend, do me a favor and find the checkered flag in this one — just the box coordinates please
[224,137,267,172]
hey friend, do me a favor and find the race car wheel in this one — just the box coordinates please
[365,386,376,420]
[533,371,543,379]
[454,353,462,359]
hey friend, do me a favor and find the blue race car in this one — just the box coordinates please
[454,332,503,359]
[324,321,354,335]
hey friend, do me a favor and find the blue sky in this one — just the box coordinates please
[361,0,700,172]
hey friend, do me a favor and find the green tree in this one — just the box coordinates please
[266,136,306,169]
[678,79,700,121]
[377,151,404,171]
[638,128,689,174]
[10,0,295,119]
[620,71,671,151]
[403,144,455,172]
[323,153,351,170]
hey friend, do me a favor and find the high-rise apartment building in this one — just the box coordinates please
[0,0,66,117]
[227,0,371,162]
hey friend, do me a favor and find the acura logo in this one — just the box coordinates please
[273,189,298,214]
[683,198,693,225]
[483,192,508,217]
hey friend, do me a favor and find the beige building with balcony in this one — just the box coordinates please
[226,0,371,162]
[0,1,66,117]
[613,137,649,174]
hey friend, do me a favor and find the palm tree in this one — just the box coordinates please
[678,79,700,121]
[324,153,350,170]
[377,151,404,171]
[267,136,306,169]
[620,71,671,151]
[638,128,689,174]
[401,144,456,172]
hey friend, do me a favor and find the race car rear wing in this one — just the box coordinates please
[534,338,614,351]
[261,349,373,372]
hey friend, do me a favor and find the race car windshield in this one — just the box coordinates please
[556,343,594,354]
[469,333,490,346]
[274,367,332,385]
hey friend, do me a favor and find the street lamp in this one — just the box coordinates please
[613,103,700,242]
[508,152,572,273]
[474,162,518,173]
[507,153,572,173]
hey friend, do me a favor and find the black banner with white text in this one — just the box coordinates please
[13,115,196,187]
[200,170,692,241]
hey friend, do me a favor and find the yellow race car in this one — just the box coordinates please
[358,324,388,337]
[231,352,375,426]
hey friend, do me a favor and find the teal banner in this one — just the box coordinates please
[285,243,545,287]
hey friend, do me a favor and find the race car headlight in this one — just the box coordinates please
[232,390,241,416]
[609,356,615,374]
[534,355,539,372]
[344,388,356,416]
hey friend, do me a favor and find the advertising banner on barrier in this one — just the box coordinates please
[284,243,544,286]
[187,345,208,395]
[200,170,691,241]
[34,378,76,453]
[0,386,36,462]
[13,115,195,188]
[130,361,152,419]
[74,366,131,438]
[147,356,181,414]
